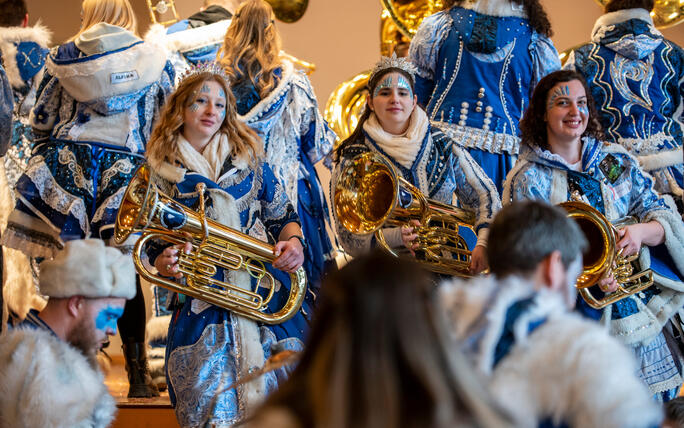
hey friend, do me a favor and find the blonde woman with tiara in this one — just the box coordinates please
[1,0,175,398]
[220,0,336,294]
[143,64,309,427]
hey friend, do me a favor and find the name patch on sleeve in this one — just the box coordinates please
[110,70,139,84]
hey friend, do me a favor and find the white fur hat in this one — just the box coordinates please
[39,239,136,299]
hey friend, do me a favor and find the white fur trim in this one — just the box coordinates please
[39,239,136,299]
[151,159,187,183]
[238,60,294,123]
[166,20,230,55]
[592,8,658,40]
[549,168,568,205]
[637,147,682,171]
[0,328,116,428]
[459,0,527,18]
[146,314,172,342]
[0,23,51,89]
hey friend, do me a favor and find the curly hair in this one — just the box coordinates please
[219,0,282,99]
[519,70,604,151]
[443,0,552,37]
[334,67,416,160]
[146,72,263,169]
[604,0,655,12]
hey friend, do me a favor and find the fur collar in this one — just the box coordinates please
[146,20,231,55]
[0,23,51,89]
[458,0,527,18]
[592,8,658,38]
[238,59,294,123]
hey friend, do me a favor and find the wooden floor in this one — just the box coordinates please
[105,356,180,428]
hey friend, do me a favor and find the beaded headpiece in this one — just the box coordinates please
[369,53,418,83]
[178,61,231,85]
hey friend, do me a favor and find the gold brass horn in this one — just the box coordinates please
[265,0,309,23]
[381,0,446,39]
[115,165,306,324]
[146,0,180,26]
[324,71,371,148]
[334,152,475,277]
[560,201,654,309]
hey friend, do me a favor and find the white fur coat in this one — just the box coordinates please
[0,327,116,428]
[438,276,663,428]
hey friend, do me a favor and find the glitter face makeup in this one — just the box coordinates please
[547,85,570,110]
[372,74,413,98]
[374,75,394,98]
[200,83,211,93]
[94,306,124,334]
[189,103,200,112]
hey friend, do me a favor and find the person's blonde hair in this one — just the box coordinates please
[219,0,282,99]
[71,0,137,41]
[146,72,263,169]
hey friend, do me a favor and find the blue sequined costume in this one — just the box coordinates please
[564,8,684,199]
[0,23,175,259]
[0,61,11,154]
[503,137,684,400]
[333,112,501,257]
[233,60,336,288]
[146,156,307,427]
[409,0,560,192]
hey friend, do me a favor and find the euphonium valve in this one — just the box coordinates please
[115,165,306,324]
[560,201,654,309]
[334,152,475,277]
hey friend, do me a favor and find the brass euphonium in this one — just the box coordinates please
[560,201,654,309]
[334,152,475,277]
[114,165,306,324]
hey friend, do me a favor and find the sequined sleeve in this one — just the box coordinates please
[0,62,12,156]
[621,154,671,220]
[501,159,553,205]
[259,162,300,239]
[529,32,561,93]
[451,144,501,231]
[293,73,336,168]
[409,11,452,106]
[29,66,61,142]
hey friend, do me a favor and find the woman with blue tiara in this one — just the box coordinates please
[144,63,309,427]
[220,0,336,290]
[409,0,560,192]
[333,55,501,275]
[503,69,684,401]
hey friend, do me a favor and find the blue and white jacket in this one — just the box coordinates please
[565,8,684,197]
[409,0,560,155]
[503,138,684,348]
[439,275,662,428]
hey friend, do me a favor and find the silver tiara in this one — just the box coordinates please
[178,61,231,84]
[370,53,418,82]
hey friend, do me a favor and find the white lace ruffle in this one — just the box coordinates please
[434,121,520,155]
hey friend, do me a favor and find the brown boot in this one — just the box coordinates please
[122,341,160,398]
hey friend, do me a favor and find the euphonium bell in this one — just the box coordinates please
[334,151,475,277]
[115,165,306,324]
[560,201,654,309]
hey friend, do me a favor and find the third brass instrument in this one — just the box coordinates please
[115,165,306,324]
[334,152,476,277]
[560,201,654,309]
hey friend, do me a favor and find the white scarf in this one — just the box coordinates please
[363,107,430,169]
[176,132,232,182]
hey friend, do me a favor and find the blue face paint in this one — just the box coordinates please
[373,75,394,98]
[200,84,211,93]
[396,74,412,96]
[218,89,226,99]
[373,74,413,98]
[94,306,124,334]
[547,85,568,110]
[578,104,589,117]
[189,103,199,112]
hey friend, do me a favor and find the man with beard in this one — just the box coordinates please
[0,239,136,428]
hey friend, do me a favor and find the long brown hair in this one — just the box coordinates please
[443,0,552,37]
[253,251,512,428]
[219,0,282,99]
[146,72,263,169]
[70,0,137,41]
[519,70,604,151]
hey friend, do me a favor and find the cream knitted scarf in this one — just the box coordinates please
[363,107,430,169]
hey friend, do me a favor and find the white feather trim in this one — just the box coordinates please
[164,20,231,55]
[0,327,116,428]
[0,23,52,90]
[146,314,172,342]
[637,147,682,172]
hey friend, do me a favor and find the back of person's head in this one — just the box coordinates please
[73,0,137,41]
[203,0,242,11]
[257,251,512,428]
[488,201,587,278]
[219,0,282,99]
[0,0,27,27]
[664,397,684,428]
[443,0,552,37]
[604,0,655,12]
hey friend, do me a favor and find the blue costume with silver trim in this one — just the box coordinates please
[409,0,560,192]
[233,60,336,288]
[147,155,308,427]
[0,23,175,259]
[564,8,684,199]
[503,137,684,400]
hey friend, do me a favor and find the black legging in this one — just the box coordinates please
[117,274,146,343]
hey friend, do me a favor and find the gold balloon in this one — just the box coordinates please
[323,71,371,147]
[380,0,445,38]
[594,0,683,28]
[265,0,309,23]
